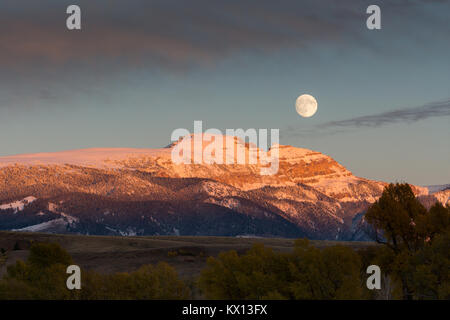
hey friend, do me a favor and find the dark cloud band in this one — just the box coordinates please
[285,99,450,138]
[320,99,450,129]
[1,0,448,69]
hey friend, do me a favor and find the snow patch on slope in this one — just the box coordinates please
[0,196,37,213]
[433,189,450,206]
[0,148,170,169]
[13,218,67,232]
[426,184,450,194]
[48,202,79,223]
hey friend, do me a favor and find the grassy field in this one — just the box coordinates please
[0,231,376,280]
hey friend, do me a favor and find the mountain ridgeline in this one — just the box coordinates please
[0,135,446,240]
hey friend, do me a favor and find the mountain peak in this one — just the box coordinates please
[0,136,428,202]
[0,136,436,240]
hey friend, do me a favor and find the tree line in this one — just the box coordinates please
[0,183,448,300]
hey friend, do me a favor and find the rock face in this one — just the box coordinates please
[0,135,437,240]
[428,189,450,207]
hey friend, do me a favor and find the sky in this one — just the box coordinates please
[0,0,449,186]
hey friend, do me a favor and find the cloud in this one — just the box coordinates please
[321,99,450,128]
[1,0,448,69]
[1,0,449,115]
[0,0,346,68]
[285,99,450,138]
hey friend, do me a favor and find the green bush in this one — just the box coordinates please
[0,242,190,300]
[198,240,363,300]
[80,263,191,300]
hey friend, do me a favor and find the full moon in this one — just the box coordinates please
[295,94,318,118]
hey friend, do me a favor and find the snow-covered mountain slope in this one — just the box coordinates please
[2,134,427,202]
[0,148,169,169]
[426,184,450,194]
[433,189,450,206]
[0,196,37,213]
[0,134,435,239]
